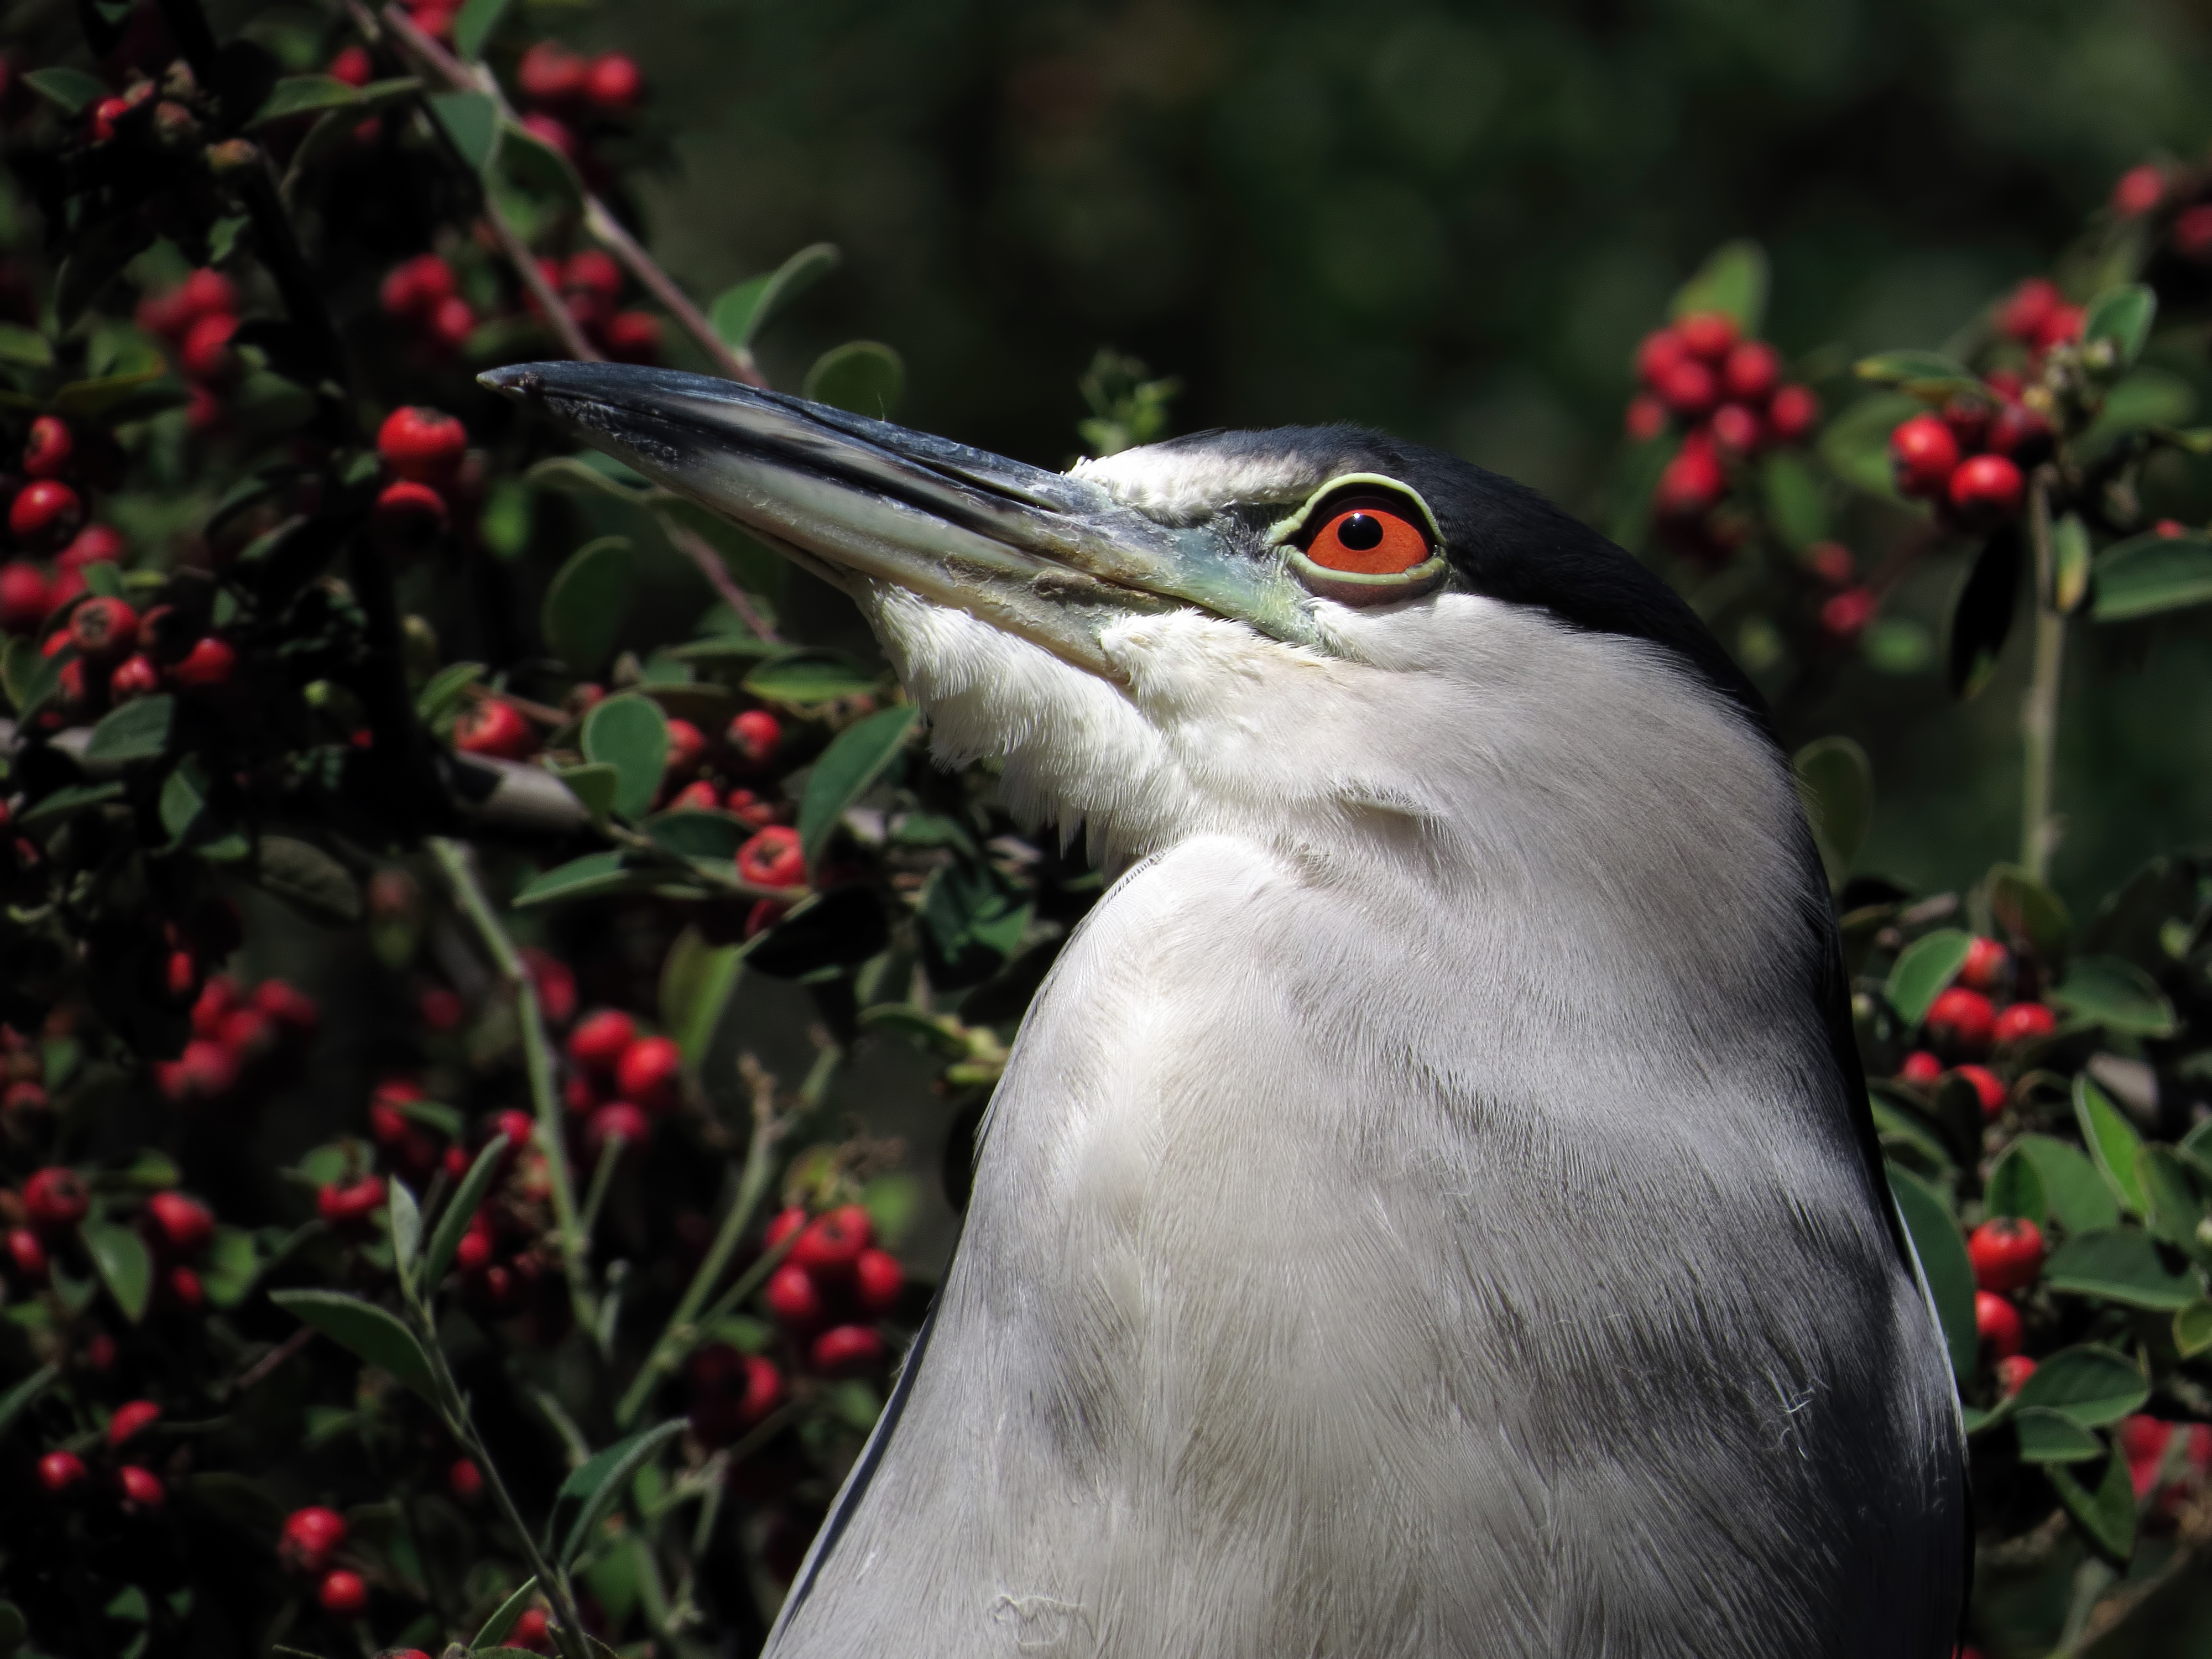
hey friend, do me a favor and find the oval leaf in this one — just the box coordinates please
[2091,531,2212,622]
[1668,239,1767,332]
[559,1420,685,1567]
[2174,1300,2212,1358]
[2142,1147,2209,1252]
[2083,283,2156,369]
[1985,1142,2048,1226]
[2051,956,2178,1038]
[708,243,840,350]
[1854,349,1981,397]
[429,90,500,171]
[2074,1074,2149,1217]
[251,836,362,925]
[424,1135,514,1293]
[388,1179,421,1289]
[513,851,648,908]
[1987,864,2072,968]
[2013,1406,2105,1463]
[742,650,877,706]
[2048,1449,2136,1564]
[253,75,362,123]
[1886,928,1971,1027]
[1793,735,1871,886]
[453,0,514,60]
[799,704,917,868]
[581,695,669,822]
[85,695,174,764]
[23,67,106,116]
[2015,1135,2121,1234]
[541,537,633,672]
[804,341,904,419]
[1888,1165,1978,1378]
[470,1575,539,1651]
[2043,1228,2199,1311]
[2012,1344,2149,1427]
[268,1289,440,1404]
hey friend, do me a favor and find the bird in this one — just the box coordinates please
[482,362,1968,1659]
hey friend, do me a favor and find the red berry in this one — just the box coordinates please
[7,1227,48,1281]
[67,595,138,663]
[88,96,131,143]
[664,717,708,778]
[615,1035,682,1112]
[1764,384,1819,442]
[1940,395,1990,453]
[792,1204,872,1276]
[116,1465,164,1514]
[452,697,535,760]
[563,250,622,301]
[22,415,72,479]
[737,825,806,889]
[317,1175,386,1227]
[1803,541,1856,587]
[569,1009,635,1073]
[23,1167,88,1230]
[419,987,463,1031]
[1974,1290,2023,1359]
[379,253,455,320]
[280,1504,348,1573]
[1995,1354,2036,1397]
[1967,1217,2045,1294]
[585,52,643,114]
[510,1609,551,1652]
[764,1262,824,1327]
[1653,357,1718,418]
[2111,164,2164,218]
[0,561,51,633]
[1986,401,2054,464]
[318,1569,368,1615]
[1888,414,1960,499]
[2033,304,2084,354]
[1992,1001,2056,1045]
[728,708,781,766]
[810,1323,885,1375]
[765,1206,807,1249]
[1674,311,1738,362]
[455,1226,494,1274]
[108,653,161,702]
[10,479,84,547]
[427,295,477,352]
[518,41,589,105]
[854,1246,904,1315]
[1958,936,2010,992]
[60,524,127,570]
[179,312,239,383]
[1952,1065,2007,1120]
[1635,327,1688,387]
[736,1353,784,1423]
[1924,986,1996,1055]
[1947,453,2024,526]
[372,479,449,551]
[603,311,662,364]
[170,635,237,690]
[1623,393,1668,442]
[521,947,576,1025]
[377,406,467,487]
[220,1005,276,1058]
[328,45,373,87]
[1708,403,1762,456]
[1896,1050,1943,1084]
[1720,340,1780,403]
[2174,205,2212,262]
[1997,278,2061,342]
[180,268,237,320]
[519,111,576,160]
[2156,519,2190,538]
[1819,587,1875,640]
[449,1457,483,1503]
[669,779,721,812]
[585,1100,649,1153]
[726,789,780,829]
[253,978,318,1033]
[36,1449,85,1493]
[108,1398,160,1448]
[144,1191,215,1254]
[491,1108,535,1154]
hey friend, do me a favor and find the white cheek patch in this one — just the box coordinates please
[1069,446,1320,520]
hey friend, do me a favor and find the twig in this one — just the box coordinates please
[661,518,781,643]
[429,838,597,1334]
[483,194,604,363]
[228,1326,315,1396]
[2020,467,2067,880]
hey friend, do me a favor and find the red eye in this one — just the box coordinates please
[1302,498,1431,575]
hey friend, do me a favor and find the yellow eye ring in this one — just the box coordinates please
[1267,473,1448,607]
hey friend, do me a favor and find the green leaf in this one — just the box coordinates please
[251,836,362,925]
[742,649,876,706]
[2174,1300,2212,1357]
[1885,928,1971,1027]
[1668,239,1767,333]
[2014,1135,2121,1234]
[81,562,123,600]
[1985,1142,2048,1225]
[423,1136,512,1292]
[0,1363,59,1441]
[2053,956,2177,1038]
[84,695,174,764]
[2048,1449,2136,1564]
[17,781,123,833]
[1887,1165,1978,1378]
[52,367,170,421]
[1986,864,2072,969]
[559,1420,685,1567]
[643,810,748,862]
[1947,529,2023,700]
[541,538,633,671]
[80,1222,152,1323]
[804,341,904,418]
[200,1226,262,1308]
[2044,1228,2199,1310]
[429,90,500,171]
[2011,1344,2150,1426]
[268,1290,440,1405]
[581,694,669,821]
[799,705,917,868]
[2052,513,2091,615]
[512,851,643,908]
[2083,283,2156,369]
[1869,1093,1955,1180]
[2075,1074,2149,1216]
[659,927,749,1066]
[1853,349,1982,398]
[1760,453,1829,552]
[498,119,585,211]
[2091,530,2212,622]
[388,1180,421,1291]
[2142,1147,2208,1252]
[253,75,361,123]
[0,324,54,368]
[552,764,619,824]
[453,0,514,60]
[23,67,106,116]
[415,661,486,725]
[469,1576,539,1652]
[708,243,841,349]
[2014,1407,2105,1463]
[1792,736,1870,888]
[2081,367,2196,455]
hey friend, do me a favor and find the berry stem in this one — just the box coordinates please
[429,838,597,1334]
[2020,468,2067,881]
[583,198,766,387]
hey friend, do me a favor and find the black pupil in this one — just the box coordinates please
[1336,512,1384,551]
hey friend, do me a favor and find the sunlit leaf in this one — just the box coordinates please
[1885,928,1970,1027]
[2044,1228,2199,1310]
[799,704,916,868]
[2010,1344,2148,1426]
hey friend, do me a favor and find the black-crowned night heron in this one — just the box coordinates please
[483,363,1966,1658]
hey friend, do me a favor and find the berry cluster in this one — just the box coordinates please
[150,972,320,1107]
[512,39,646,170]
[1892,935,2055,1116]
[134,267,246,431]
[526,249,662,364]
[373,404,472,554]
[1629,310,1820,559]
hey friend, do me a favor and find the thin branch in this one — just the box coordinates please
[227,1326,315,1396]
[2020,467,2067,880]
[483,193,604,363]
[662,519,781,643]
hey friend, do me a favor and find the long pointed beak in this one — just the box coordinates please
[477,363,1313,675]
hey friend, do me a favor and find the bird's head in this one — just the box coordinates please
[482,365,1802,949]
